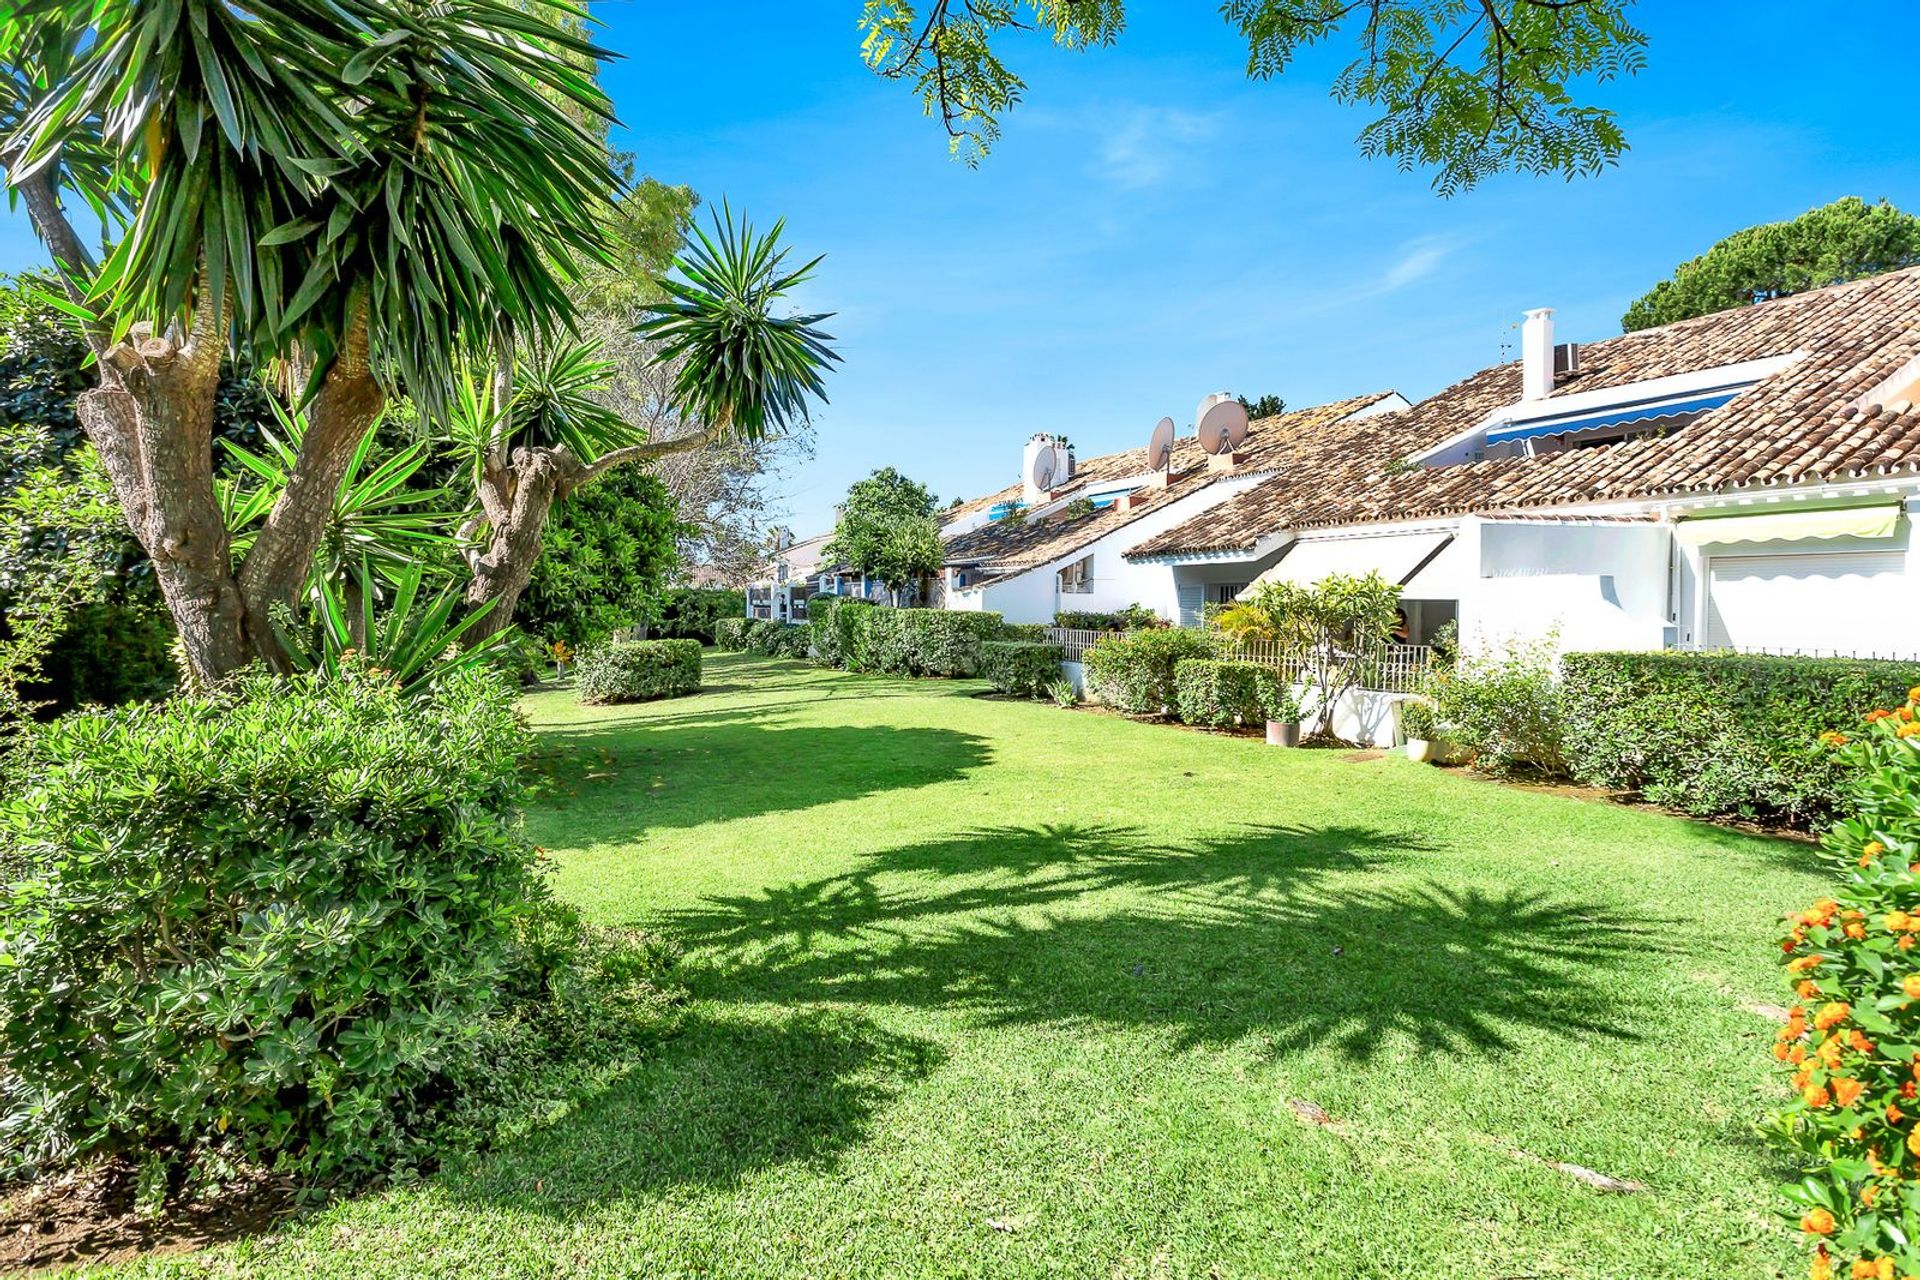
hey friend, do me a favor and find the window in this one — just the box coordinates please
[1208,583,1247,604]
[1058,555,1093,594]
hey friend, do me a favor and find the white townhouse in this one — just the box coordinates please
[939,265,1920,660]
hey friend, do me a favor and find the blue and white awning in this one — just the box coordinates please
[1485,389,1739,446]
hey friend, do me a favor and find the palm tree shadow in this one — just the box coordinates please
[666,822,1669,1062]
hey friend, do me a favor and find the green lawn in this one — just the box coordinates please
[101,652,1819,1278]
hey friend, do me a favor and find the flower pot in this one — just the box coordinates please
[1405,738,1436,763]
[1266,719,1301,747]
[554,661,568,678]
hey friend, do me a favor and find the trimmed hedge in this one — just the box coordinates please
[1172,658,1295,727]
[999,622,1048,642]
[857,608,1007,677]
[982,640,1065,698]
[652,587,745,644]
[1561,650,1920,827]
[576,639,703,704]
[0,669,541,1182]
[1084,628,1215,716]
[743,619,810,659]
[1054,604,1160,631]
[714,618,749,651]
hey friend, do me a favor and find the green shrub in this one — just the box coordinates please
[1769,689,1920,1277]
[1427,635,1567,777]
[1046,677,1079,708]
[1085,628,1215,716]
[745,621,810,659]
[1399,699,1436,740]
[981,640,1064,698]
[1560,651,1920,827]
[714,617,750,651]
[1172,658,1291,728]
[857,609,1006,677]
[576,639,702,704]
[999,622,1048,642]
[0,668,546,1183]
[1054,604,1161,631]
[652,587,745,644]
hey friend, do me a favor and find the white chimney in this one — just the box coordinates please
[1521,307,1555,400]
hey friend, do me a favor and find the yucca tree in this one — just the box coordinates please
[0,0,616,680]
[458,209,839,641]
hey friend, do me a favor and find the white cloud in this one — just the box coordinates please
[1094,106,1221,189]
[1380,238,1454,291]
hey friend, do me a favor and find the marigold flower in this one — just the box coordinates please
[1901,706,1915,722]
[1813,1249,1833,1280]
[1905,975,1920,999]
[1791,1044,1808,1064]
[1803,1207,1837,1235]
[1816,1002,1853,1030]
[1848,921,1868,939]
[1824,731,1852,747]
[1891,911,1912,932]
[1775,1041,1793,1061]
[1820,1038,1847,1069]
[1791,955,1824,974]
[1898,722,1920,738]
[1801,980,1822,999]
[1805,1084,1832,1108]
[1853,1031,1876,1053]
[1856,1260,1880,1279]
[1835,1077,1866,1107]
[1863,1183,1881,1207]
[1903,1080,1916,1099]
[1903,937,1918,952]
[1890,1103,1905,1123]
[1795,1067,1816,1090]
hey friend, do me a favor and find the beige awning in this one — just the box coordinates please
[1247,531,1453,593]
[1674,503,1902,547]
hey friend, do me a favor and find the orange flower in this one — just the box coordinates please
[1904,975,1920,999]
[1825,731,1852,747]
[1803,1207,1837,1235]
[1856,1261,1879,1279]
[1816,1002,1853,1030]
[1864,1183,1882,1207]
[1848,921,1868,939]
[1805,1084,1832,1108]
[1908,1127,1920,1157]
[1903,1080,1917,1099]
[1801,980,1822,999]
[1900,706,1914,722]
[1890,1103,1905,1123]
[1795,1067,1816,1091]
[1835,1077,1866,1107]
[1903,936,1918,952]
[1853,1030,1876,1053]
[1890,911,1912,932]
[1897,722,1920,738]
[1791,955,1825,974]
[1775,1041,1793,1061]
[1813,1249,1833,1280]
[1791,1044,1808,1065]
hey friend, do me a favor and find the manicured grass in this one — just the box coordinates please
[98,652,1819,1278]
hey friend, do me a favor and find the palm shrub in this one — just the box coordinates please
[1770,688,1920,1279]
[982,640,1065,698]
[0,667,544,1184]
[1085,628,1215,716]
[576,640,702,704]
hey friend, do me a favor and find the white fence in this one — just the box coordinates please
[1040,627,1438,696]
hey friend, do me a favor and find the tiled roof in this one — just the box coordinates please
[1130,264,1920,559]
[941,392,1400,576]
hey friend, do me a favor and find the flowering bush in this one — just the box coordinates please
[1774,687,1920,1280]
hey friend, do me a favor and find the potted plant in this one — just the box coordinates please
[550,639,574,678]
[1262,681,1303,748]
[1400,698,1439,762]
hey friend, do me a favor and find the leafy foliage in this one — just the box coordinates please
[1172,658,1293,728]
[862,1,1645,192]
[1560,651,1919,829]
[274,562,514,698]
[575,639,702,704]
[1084,628,1215,716]
[1624,198,1920,331]
[636,206,839,443]
[0,667,544,1184]
[1216,572,1401,740]
[1399,698,1437,741]
[7,0,619,412]
[1054,604,1160,631]
[855,608,1006,678]
[981,639,1064,698]
[1770,692,1920,1279]
[519,468,685,649]
[1237,393,1286,419]
[1425,634,1567,776]
[806,595,874,667]
[714,617,751,652]
[743,619,811,659]
[650,586,746,644]
[826,468,941,598]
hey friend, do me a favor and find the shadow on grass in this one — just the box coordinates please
[442,1008,941,1216]
[663,822,1666,1061]
[527,722,991,834]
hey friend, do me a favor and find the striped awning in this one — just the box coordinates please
[1486,390,1738,446]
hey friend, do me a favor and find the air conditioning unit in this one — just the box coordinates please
[1555,342,1580,378]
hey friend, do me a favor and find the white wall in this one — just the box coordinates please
[1460,518,1674,654]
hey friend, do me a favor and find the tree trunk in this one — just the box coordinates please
[463,447,566,645]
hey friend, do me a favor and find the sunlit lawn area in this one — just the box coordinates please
[99,651,1818,1278]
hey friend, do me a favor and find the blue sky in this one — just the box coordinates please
[6,3,1918,539]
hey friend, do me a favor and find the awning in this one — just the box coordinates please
[1486,390,1738,446]
[1675,503,1903,547]
[1248,531,1454,592]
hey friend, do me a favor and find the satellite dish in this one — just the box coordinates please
[1196,395,1249,456]
[1147,416,1175,472]
[1027,448,1057,493]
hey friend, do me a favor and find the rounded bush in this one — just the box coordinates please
[713,618,750,651]
[1084,628,1215,716]
[982,640,1065,698]
[0,667,540,1183]
[576,639,703,704]
[1172,658,1292,727]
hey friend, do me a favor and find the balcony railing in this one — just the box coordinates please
[1042,626,1438,695]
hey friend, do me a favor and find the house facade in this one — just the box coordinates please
[936,266,1920,660]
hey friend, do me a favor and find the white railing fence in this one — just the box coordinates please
[1038,626,1439,695]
